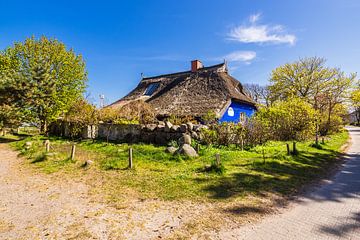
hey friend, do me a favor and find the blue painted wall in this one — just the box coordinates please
[219,101,256,123]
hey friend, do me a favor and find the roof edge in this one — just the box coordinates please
[142,63,226,81]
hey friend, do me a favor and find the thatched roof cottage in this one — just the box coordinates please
[110,60,256,123]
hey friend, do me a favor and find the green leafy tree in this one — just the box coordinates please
[351,82,360,125]
[255,98,317,141]
[0,51,23,130]
[1,36,87,132]
[269,57,355,134]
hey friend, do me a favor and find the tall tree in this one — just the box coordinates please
[1,36,87,132]
[269,57,355,134]
[351,81,360,125]
[0,51,23,129]
[244,83,271,106]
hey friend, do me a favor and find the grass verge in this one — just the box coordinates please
[7,130,349,202]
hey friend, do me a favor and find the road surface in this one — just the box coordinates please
[219,126,360,240]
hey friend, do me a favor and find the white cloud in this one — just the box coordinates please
[223,51,256,63]
[249,13,261,24]
[228,14,296,46]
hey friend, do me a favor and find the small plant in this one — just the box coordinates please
[31,152,47,163]
[168,140,179,148]
[310,143,323,149]
[204,160,226,174]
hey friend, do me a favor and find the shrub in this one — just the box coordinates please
[255,98,317,141]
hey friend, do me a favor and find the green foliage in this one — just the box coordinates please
[0,36,87,132]
[269,56,355,134]
[201,110,218,124]
[63,98,98,138]
[8,130,348,200]
[99,100,155,125]
[255,98,317,141]
[203,160,226,175]
[167,115,197,125]
[351,83,360,125]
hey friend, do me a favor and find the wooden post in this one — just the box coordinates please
[128,147,133,169]
[293,142,296,155]
[215,153,221,166]
[315,121,319,145]
[262,149,266,164]
[322,137,325,144]
[45,140,50,152]
[241,138,244,151]
[286,143,290,155]
[196,144,200,153]
[71,144,76,160]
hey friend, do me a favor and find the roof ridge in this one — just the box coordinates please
[142,62,225,81]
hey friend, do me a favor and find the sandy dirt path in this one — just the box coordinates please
[0,142,208,240]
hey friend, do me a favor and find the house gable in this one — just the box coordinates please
[219,100,256,123]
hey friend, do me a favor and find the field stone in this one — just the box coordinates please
[186,122,194,131]
[171,125,180,132]
[165,146,178,154]
[179,124,187,133]
[165,121,173,132]
[146,124,157,131]
[157,125,165,131]
[82,160,94,168]
[178,134,191,145]
[191,131,199,140]
[24,141,32,150]
[176,144,198,157]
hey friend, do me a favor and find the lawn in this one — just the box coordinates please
[8,130,349,202]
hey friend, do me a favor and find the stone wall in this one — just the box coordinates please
[50,121,207,145]
[97,122,205,145]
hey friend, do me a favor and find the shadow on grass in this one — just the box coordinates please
[199,150,344,200]
[0,137,19,143]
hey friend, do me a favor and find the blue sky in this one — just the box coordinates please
[1,0,360,105]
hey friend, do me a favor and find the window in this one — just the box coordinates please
[144,83,160,96]
[240,112,246,123]
[227,107,234,117]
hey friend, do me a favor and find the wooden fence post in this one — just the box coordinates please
[286,143,290,155]
[315,121,319,145]
[71,144,76,160]
[293,142,296,155]
[128,147,133,169]
[262,149,266,163]
[322,137,325,144]
[196,144,200,153]
[45,140,50,152]
[215,153,221,166]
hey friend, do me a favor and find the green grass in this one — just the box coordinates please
[8,130,349,202]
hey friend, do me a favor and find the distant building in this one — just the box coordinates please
[110,60,256,123]
[349,110,360,125]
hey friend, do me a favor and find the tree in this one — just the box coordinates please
[63,98,98,138]
[1,36,87,133]
[0,51,23,130]
[255,98,317,141]
[244,83,271,106]
[351,81,360,125]
[269,57,355,134]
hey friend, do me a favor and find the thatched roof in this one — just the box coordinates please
[109,62,255,117]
